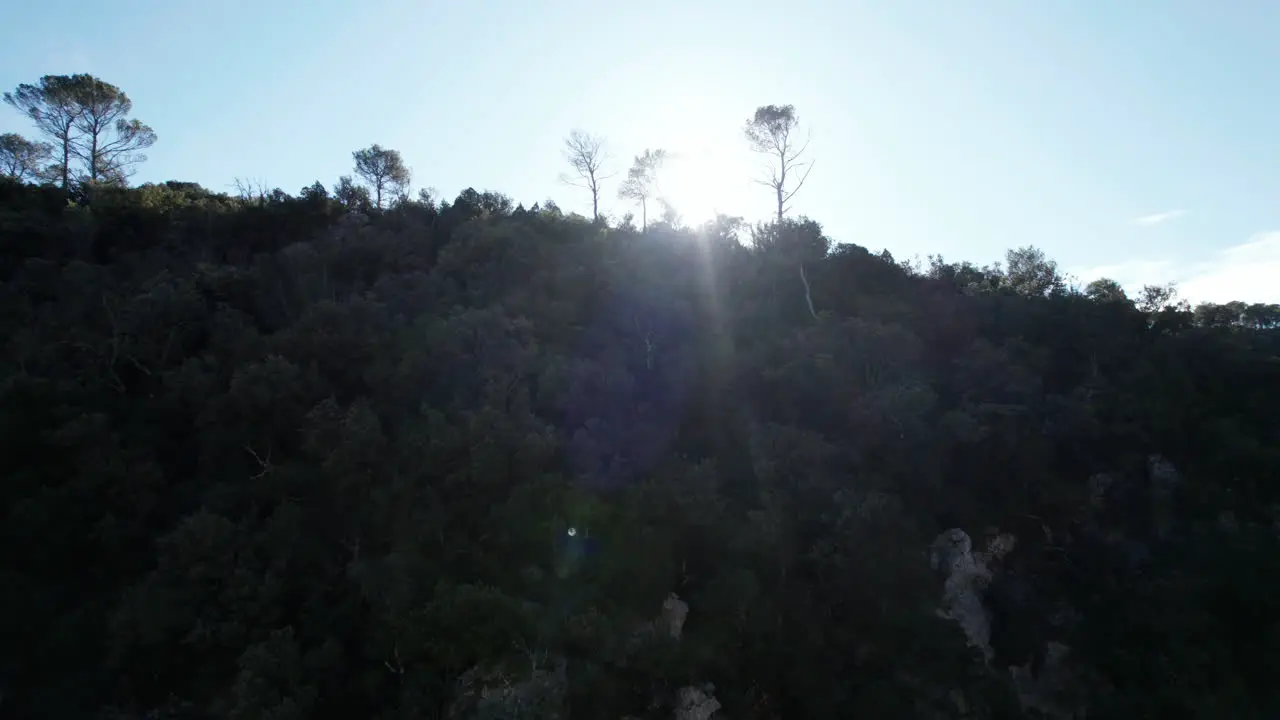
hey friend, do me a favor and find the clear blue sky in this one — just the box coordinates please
[4,0,1279,302]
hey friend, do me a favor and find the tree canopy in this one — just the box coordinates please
[1,91,1278,720]
[618,148,667,230]
[352,144,411,209]
[745,104,813,221]
[4,74,156,189]
[0,132,52,183]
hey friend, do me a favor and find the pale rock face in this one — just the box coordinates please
[449,660,567,720]
[674,684,721,720]
[663,592,689,640]
[631,592,690,650]
[930,529,1084,719]
[630,592,717,718]
[453,591,710,719]
[929,528,1014,661]
[927,460,1190,718]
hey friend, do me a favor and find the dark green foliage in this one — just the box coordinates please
[0,177,1277,719]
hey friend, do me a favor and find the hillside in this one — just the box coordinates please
[1,177,1278,719]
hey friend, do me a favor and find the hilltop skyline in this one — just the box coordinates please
[4,0,1279,302]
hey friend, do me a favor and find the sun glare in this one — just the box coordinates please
[657,150,745,227]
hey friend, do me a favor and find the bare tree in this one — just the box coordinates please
[745,104,814,221]
[4,75,87,188]
[0,133,53,183]
[352,144,411,209]
[559,129,613,222]
[617,149,667,231]
[232,177,271,204]
[71,77,156,185]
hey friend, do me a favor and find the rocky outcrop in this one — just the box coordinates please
[930,528,1078,719]
[629,591,690,650]
[450,592,714,719]
[928,455,1190,718]
[674,684,721,720]
[448,658,567,720]
[659,595,720,719]
[663,592,689,640]
[928,527,1016,662]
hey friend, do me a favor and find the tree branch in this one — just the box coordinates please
[243,444,273,479]
[799,263,818,320]
[785,129,812,165]
[781,160,815,204]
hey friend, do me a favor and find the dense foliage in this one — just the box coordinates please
[1,176,1277,719]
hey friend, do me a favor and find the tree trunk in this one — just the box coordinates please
[89,127,100,186]
[800,263,817,320]
[776,148,787,221]
[60,129,71,188]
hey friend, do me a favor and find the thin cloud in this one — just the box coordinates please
[1179,232,1280,304]
[1073,231,1280,304]
[1072,258,1178,289]
[1134,209,1187,226]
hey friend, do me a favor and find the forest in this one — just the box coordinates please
[2,74,1280,719]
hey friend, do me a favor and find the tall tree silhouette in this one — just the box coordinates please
[352,144,410,209]
[70,76,157,185]
[560,129,612,222]
[745,104,813,221]
[4,75,87,187]
[618,148,666,230]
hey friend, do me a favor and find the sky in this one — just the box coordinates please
[3,0,1279,303]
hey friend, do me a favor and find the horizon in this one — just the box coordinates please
[4,0,1278,304]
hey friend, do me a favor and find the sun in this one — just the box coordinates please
[656,149,743,227]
